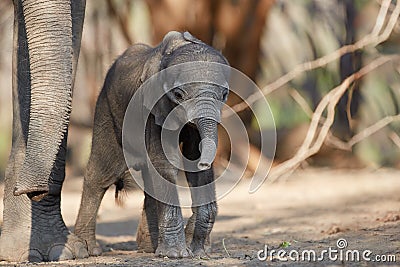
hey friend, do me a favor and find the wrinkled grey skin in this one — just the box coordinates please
[0,0,88,262]
[74,31,229,258]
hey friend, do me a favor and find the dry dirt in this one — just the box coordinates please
[0,168,399,266]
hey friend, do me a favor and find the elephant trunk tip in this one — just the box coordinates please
[198,162,212,171]
[13,173,49,201]
[198,137,217,171]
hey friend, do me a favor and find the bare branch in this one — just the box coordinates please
[267,55,398,182]
[289,89,314,118]
[325,133,352,151]
[372,0,392,36]
[389,131,400,149]
[374,0,400,44]
[348,114,400,147]
[325,114,400,151]
[223,0,400,118]
[345,84,356,132]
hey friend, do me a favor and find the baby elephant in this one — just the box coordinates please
[74,31,230,258]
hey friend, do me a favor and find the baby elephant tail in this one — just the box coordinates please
[114,172,137,207]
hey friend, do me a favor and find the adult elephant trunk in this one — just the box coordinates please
[13,0,73,198]
[195,116,219,171]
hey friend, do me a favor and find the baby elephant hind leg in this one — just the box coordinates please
[136,191,159,253]
[74,171,107,256]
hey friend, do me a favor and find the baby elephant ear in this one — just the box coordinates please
[152,95,182,131]
[140,55,161,83]
[142,78,182,131]
[141,31,190,83]
[183,31,206,45]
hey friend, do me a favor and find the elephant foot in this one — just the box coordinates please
[155,243,192,258]
[185,216,212,259]
[0,194,89,262]
[186,239,210,259]
[86,241,102,257]
[0,220,88,262]
[0,238,87,262]
[191,248,209,259]
[136,225,156,253]
[136,200,159,253]
[74,231,102,256]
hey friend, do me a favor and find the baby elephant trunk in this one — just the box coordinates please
[195,117,218,171]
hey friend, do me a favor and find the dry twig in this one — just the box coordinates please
[372,0,392,36]
[222,238,231,257]
[288,89,314,118]
[325,114,400,151]
[389,131,400,149]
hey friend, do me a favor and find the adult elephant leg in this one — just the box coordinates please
[0,0,88,262]
[182,126,217,258]
[0,137,89,261]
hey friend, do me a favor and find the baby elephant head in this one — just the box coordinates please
[163,73,229,170]
[142,31,230,170]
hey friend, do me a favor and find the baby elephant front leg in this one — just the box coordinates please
[184,169,217,258]
[156,202,192,258]
[147,166,192,258]
[185,202,217,257]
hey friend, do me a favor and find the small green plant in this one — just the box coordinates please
[280,241,291,248]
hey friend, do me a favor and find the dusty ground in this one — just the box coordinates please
[0,168,399,266]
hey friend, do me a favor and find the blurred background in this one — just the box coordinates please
[0,0,399,180]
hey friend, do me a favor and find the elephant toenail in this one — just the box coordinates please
[91,246,102,256]
[22,249,43,262]
[181,249,190,258]
[48,244,74,261]
[73,242,89,259]
[166,250,179,258]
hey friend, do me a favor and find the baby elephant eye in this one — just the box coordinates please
[173,88,184,100]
